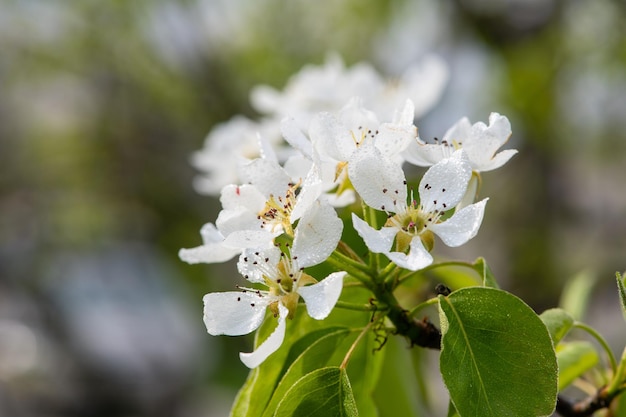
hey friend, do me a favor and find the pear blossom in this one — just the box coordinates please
[202,200,345,368]
[279,98,417,206]
[350,146,488,271]
[191,116,285,196]
[250,53,448,127]
[179,149,325,265]
[403,112,516,172]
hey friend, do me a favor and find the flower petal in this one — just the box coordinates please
[178,223,242,264]
[239,158,292,198]
[239,303,288,368]
[309,112,355,162]
[349,143,407,212]
[352,213,397,254]
[298,271,346,320]
[418,150,471,213]
[429,198,488,247]
[203,292,269,336]
[292,200,343,268]
[219,184,266,212]
[386,237,433,271]
[281,117,313,159]
[237,247,282,284]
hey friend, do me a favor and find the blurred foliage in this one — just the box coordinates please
[1,0,625,416]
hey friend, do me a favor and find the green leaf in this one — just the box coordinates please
[373,336,429,417]
[556,341,599,390]
[559,270,597,321]
[539,308,574,345]
[230,313,342,417]
[274,367,359,417]
[262,328,354,417]
[473,257,499,288]
[446,400,461,417]
[617,272,626,322]
[438,287,558,417]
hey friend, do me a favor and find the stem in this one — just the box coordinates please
[397,260,475,285]
[574,322,618,373]
[340,320,376,370]
[335,300,382,312]
[408,297,439,318]
[327,251,372,288]
[607,347,626,395]
[375,285,441,350]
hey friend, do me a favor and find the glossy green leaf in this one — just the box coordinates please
[230,312,344,417]
[473,257,499,288]
[617,272,626,322]
[540,308,574,345]
[555,341,599,390]
[274,367,359,417]
[262,328,354,417]
[438,287,558,417]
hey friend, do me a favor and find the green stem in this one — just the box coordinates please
[327,251,372,287]
[340,320,376,370]
[397,260,476,285]
[607,347,626,395]
[408,297,439,318]
[335,300,383,312]
[574,322,618,374]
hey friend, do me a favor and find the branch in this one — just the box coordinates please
[556,387,617,417]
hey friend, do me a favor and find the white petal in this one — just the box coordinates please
[178,244,240,265]
[476,149,518,172]
[418,150,471,213]
[239,158,292,198]
[309,112,355,162]
[179,223,241,264]
[374,121,417,158]
[237,247,282,284]
[429,198,488,247]
[215,207,262,237]
[223,229,277,250]
[352,213,397,254]
[281,117,313,159]
[219,184,266,212]
[392,99,415,125]
[386,237,433,271]
[292,200,343,268]
[239,303,288,368]
[290,162,323,222]
[200,223,224,245]
[348,143,407,212]
[403,140,449,166]
[203,292,269,336]
[298,272,346,320]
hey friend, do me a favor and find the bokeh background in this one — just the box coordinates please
[1,0,625,416]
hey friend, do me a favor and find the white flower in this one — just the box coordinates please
[403,112,516,172]
[191,116,283,196]
[350,147,488,271]
[202,200,345,368]
[179,149,326,265]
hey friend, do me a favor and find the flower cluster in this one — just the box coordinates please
[180,55,516,367]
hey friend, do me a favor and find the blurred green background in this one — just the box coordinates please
[1,0,625,416]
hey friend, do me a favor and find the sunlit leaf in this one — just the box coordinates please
[473,257,498,288]
[540,308,574,345]
[274,367,359,417]
[438,287,558,417]
[262,328,354,416]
